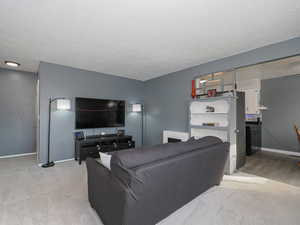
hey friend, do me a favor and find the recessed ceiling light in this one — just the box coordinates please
[199,80,207,83]
[5,61,20,67]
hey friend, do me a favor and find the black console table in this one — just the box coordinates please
[75,134,135,164]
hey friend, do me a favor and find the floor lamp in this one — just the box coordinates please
[132,104,144,145]
[42,97,71,168]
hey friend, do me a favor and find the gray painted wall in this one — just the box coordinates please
[37,36,300,163]
[144,37,300,146]
[0,68,37,156]
[261,75,300,152]
[38,62,144,163]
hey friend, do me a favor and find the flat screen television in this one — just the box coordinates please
[75,97,125,129]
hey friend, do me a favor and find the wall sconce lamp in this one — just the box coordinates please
[42,97,71,168]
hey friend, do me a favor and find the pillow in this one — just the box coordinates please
[98,152,112,170]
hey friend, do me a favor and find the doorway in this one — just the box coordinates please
[194,55,300,186]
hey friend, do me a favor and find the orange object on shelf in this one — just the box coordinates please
[191,80,196,98]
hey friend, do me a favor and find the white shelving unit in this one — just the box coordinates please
[189,92,246,174]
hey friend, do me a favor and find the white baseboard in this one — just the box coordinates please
[261,147,300,157]
[38,158,74,167]
[0,152,36,159]
[223,175,269,184]
[55,158,74,163]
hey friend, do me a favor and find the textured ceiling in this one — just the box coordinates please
[1,0,300,81]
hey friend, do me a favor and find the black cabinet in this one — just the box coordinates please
[75,135,135,164]
[246,121,261,155]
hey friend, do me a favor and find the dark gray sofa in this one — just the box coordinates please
[86,136,229,225]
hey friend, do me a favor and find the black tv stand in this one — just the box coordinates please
[75,134,135,165]
[85,133,121,139]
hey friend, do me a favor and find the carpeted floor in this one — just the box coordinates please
[0,155,300,225]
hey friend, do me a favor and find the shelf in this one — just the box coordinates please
[191,93,235,101]
[191,112,228,115]
[190,125,228,131]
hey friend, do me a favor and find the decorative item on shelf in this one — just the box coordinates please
[206,106,215,112]
[117,129,125,136]
[207,89,217,97]
[74,131,85,140]
[202,122,220,127]
[191,80,196,99]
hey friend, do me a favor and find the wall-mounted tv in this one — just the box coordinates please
[75,97,125,129]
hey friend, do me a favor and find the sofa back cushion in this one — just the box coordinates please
[110,136,224,186]
[111,136,222,169]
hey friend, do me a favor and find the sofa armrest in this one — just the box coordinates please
[86,157,131,225]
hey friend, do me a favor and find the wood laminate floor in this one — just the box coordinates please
[240,151,300,187]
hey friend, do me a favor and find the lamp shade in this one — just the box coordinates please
[132,104,142,112]
[56,99,71,111]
